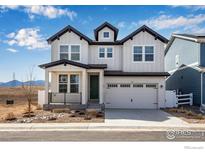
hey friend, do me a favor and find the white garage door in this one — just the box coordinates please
[105,83,158,109]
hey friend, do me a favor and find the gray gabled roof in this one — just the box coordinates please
[94,22,119,41]
[165,33,205,55]
[39,59,107,69]
[120,25,169,44]
[47,25,93,44]
[104,70,170,76]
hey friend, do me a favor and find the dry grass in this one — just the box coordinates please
[164,106,205,124]
[0,86,44,121]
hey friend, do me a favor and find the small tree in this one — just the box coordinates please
[22,67,35,117]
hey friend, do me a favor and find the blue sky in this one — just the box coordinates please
[0,5,205,82]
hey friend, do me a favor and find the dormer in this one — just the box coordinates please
[94,22,118,42]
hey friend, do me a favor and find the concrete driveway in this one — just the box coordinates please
[105,109,188,126]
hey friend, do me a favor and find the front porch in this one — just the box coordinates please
[39,59,107,110]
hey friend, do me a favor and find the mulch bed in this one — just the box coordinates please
[2,109,104,123]
[163,106,205,124]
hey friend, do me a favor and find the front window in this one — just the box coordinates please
[60,45,69,60]
[133,46,143,61]
[99,47,113,58]
[107,48,113,58]
[71,45,80,61]
[59,74,68,93]
[103,32,109,38]
[99,47,105,58]
[145,46,154,61]
[70,74,79,93]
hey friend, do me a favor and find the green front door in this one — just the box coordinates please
[89,75,99,100]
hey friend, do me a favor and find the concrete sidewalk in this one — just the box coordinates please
[0,122,205,131]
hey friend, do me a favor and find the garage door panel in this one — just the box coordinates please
[105,83,157,109]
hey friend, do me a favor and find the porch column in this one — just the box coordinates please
[45,69,49,104]
[99,70,104,104]
[81,69,87,104]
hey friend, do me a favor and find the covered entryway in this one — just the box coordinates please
[105,83,158,109]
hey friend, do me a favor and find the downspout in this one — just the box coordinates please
[200,72,205,113]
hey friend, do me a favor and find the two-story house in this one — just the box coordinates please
[165,34,205,109]
[39,22,169,110]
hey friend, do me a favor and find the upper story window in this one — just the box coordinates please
[103,32,110,39]
[59,45,80,61]
[133,45,154,62]
[133,46,143,61]
[71,45,80,61]
[145,46,154,61]
[60,45,69,60]
[99,47,113,58]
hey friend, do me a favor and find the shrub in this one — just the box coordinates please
[195,114,204,120]
[5,112,16,121]
[186,110,194,116]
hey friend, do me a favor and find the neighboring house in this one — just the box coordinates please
[39,22,169,109]
[165,34,205,109]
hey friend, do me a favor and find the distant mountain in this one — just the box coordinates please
[0,80,45,87]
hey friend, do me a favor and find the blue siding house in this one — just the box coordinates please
[165,34,205,110]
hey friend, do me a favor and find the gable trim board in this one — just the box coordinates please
[94,22,119,41]
[39,59,107,69]
[47,22,168,45]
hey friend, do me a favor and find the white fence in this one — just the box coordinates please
[176,93,193,106]
[38,90,45,107]
[165,91,193,108]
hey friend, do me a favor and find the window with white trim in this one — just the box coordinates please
[60,45,69,60]
[107,48,113,58]
[133,46,143,61]
[103,32,110,38]
[70,74,79,93]
[99,47,105,58]
[145,46,154,61]
[59,74,68,93]
[133,45,154,62]
[71,45,80,61]
[99,47,113,58]
[59,45,80,61]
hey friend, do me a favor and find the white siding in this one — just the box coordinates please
[51,31,89,64]
[89,45,122,70]
[122,31,166,72]
[98,27,115,42]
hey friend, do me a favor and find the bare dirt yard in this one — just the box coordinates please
[164,106,205,124]
[0,86,104,123]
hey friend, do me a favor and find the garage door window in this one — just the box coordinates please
[146,84,157,88]
[107,83,118,88]
[120,84,130,88]
[133,84,144,88]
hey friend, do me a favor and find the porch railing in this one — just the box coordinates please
[48,92,82,104]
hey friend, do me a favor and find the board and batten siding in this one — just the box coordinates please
[51,31,89,64]
[165,38,200,72]
[98,27,115,42]
[166,67,201,106]
[122,31,166,72]
[89,45,122,70]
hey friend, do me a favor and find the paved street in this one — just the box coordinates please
[0,131,205,141]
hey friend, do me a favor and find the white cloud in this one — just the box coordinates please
[172,5,205,11]
[137,14,205,30]
[117,21,126,28]
[0,5,77,20]
[7,48,18,53]
[7,28,48,50]
[6,32,15,38]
